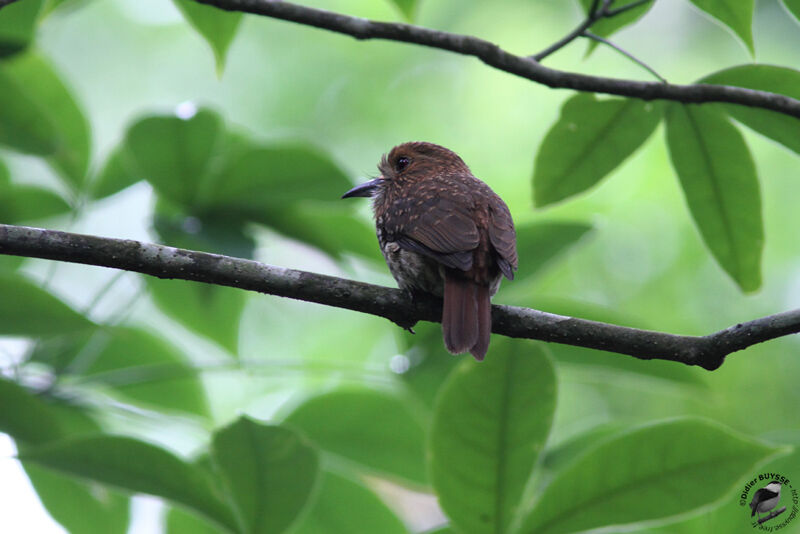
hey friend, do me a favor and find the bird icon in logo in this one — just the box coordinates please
[749,481,782,520]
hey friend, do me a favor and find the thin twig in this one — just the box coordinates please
[583,31,666,83]
[191,0,800,118]
[532,0,608,62]
[1,224,798,371]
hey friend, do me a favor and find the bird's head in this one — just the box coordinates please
[767,481,782,493]
[341,142,469,199]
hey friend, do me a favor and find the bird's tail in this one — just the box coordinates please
[442,274,491,360]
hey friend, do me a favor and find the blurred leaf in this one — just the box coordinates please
[153,201,257,258]
[399,321,459,410]
[0,378,63,444]
[173,0,242,74]
[285,388,428,487]
[0,61,59,155]
[665,104,763,292]
[579,0,655,55]
[126,109,223,206]
[147,277,244,355]
[534,94,662,206]
[0,0,43,57]
[429,342,556,534]
[508,220,592,283]
[166,506,224,534]
[211,417,320,534]
[0,274,93,337]
[700,65,800,156]
[387,0,418,21]
[424,528,454,534]
[782,0,800,23]
[202,144,352,213]
[3,51,91,190]
[520,418,784,534]
[539,421,627,476]
[688,0,754,55]
[91,146,140,199]
[294,471,407,534]
[69,326,208,416]
[0,184,71,222]
[23,403,130,534]
[22,435,238,532]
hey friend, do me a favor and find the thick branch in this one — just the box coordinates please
[192,0,800,119]
[2,224,799,371]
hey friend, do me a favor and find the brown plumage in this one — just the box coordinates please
[342,142,517,360]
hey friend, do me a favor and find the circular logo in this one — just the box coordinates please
[739,472,797,530]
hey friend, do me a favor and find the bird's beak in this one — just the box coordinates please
[342,178,382,199]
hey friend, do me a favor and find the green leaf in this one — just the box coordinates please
[0,378,63,444]
[664,104,763,292]
[167,506,224,534]
[50,326,208,417]
[0,61,59,155]
[539,422,628,477]
[22,404,130,534]
[399,321,460,410]
[520,418,784,534]
[429,342,557,534]
[211,417,320,534]
[688,0,754,55]
[0,274,93,337]
[126,109,223,206]
[147,278,245,354]
[2,52,91,190]
[579,0,655,55]
[387,0,418,21]
[202,144,352,213]
[21,435,238,532]
[294,471,407,534]
[782,0,800,23]
[700,65,800,156]
[90,146,141,199]
[285,388,428,487]
[0,184,71,222]
[534,94,662,206]
[508,221,592,283]
[0,0,43,57]
[173,0,242,74]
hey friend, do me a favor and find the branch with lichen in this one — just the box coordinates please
[1,224,798,371]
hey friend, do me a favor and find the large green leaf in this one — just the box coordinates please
[578,0,655,55]
[125,109,223,206]
[700,65,800,155]
[90,146,141,199]
[387,0,418,21]
[48,326,208,416]
[688,0,754,55]
[0,184,71,222]
[147,277,245,355]
[664,104,763,292]
[534,94,662,206]
[22,403,130,534]
[21,435,238,532]
[504,220,592,284]
[2,52,91,190]
[0,0,43,57]
[211,417,320,534]
[285,388,428,487]
[294,471,407,534]
[0,61,59,155]
[0,378,63,444]
[173,0,242,74]
[520,418,784,534]
[0,274,93,337]
[782,0,800,23]
[167,506,224,534]
[429,342,557,534]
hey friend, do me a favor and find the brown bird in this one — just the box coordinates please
[342,142,517,360]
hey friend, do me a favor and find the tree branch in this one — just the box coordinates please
[190,0,800,118]
[1,224,798,371]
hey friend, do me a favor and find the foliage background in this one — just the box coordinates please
[0,0,799,532]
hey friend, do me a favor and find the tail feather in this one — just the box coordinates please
[442,274,492,360]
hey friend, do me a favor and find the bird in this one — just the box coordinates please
[750,481,782,520]
[342,141,517,360]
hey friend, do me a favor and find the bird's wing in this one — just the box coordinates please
[386,188,480,271]
[487,194,518,280]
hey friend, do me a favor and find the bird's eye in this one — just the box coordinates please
[396,156,410,171]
